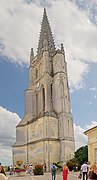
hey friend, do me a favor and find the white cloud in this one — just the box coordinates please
[74,124,87,150]
[0,106,20,165]
[50,1,97,89]
[86,120,97,129]
[89,101,92,105]
[68,60,88,90]
[74,120,97,151]
[94,95,97,99]
[0,0,97,90]
[90,87,97,92]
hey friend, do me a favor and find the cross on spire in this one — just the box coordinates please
[37,8,56,55]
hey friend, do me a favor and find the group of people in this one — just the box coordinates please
[51,161,97,180]
[80,161,97,180]
[51,162,68,180]
[1,160,97,180]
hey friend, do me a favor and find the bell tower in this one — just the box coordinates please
[13,8,75,170]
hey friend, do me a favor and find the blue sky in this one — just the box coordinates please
[0,57,29,117]
[0,0,97,165]
[71,63,97,127]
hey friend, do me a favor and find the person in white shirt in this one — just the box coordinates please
[81,161,89,180]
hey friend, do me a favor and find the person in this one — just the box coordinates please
[44,163,46,172]
[81,161,89,180]
[26,165,28,173]
[0,166,8,180]
[1,166,6,176]
[28,164,33,175]
[51,163,57,180]
[62,163,69,180]
[9,165,13,175]
[89,163,97,179]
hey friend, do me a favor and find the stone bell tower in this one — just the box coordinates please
[13,8,75,171]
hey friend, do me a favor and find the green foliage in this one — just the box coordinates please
[55,162,62,168]
[55,162,62,172]
[67,158,79,171]
[33,164,44,175]
[75,145,88,165]
[67,145,88,171]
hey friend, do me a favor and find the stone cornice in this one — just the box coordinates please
[53,71,67,77]
[17,111,58,127]
[13,138,60,147]
[60,137,75,141]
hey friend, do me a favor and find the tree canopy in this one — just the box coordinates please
[75,145,88,165]
[67,145,88,170]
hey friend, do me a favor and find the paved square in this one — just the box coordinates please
[8,171,79,180]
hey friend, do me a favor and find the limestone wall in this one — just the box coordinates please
[87,128,97,164]
[28,116,59,143]
[28,140,60,171]
[13,146,27,165]
[16,126,27,145]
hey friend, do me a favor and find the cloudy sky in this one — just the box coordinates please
[0,0,97,165]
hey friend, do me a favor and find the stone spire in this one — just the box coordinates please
[37,8,56,56]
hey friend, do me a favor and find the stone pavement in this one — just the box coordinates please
[8,171,79,180]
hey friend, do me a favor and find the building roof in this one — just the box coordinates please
[84,125,97,135]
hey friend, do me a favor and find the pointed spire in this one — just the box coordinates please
[37,8,56,56]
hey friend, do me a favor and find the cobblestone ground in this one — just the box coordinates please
[8,171,79,180]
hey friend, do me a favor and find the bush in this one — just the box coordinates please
[55,162,62,171]
[33,164,44,175]
[67,158,79,171]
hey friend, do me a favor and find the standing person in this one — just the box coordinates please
[28,164,33,175]
[62,163,69,180]
[1,166,6,176]
[0,166,8,180]
[81,161,89,180]
[9,165,13,175]
[88,163,97,179]
[51,163,57,180]
[44,163,46,172]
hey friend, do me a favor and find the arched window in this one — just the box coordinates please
[42,87,45,111]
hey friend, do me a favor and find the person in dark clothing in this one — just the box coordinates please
[51,163,57,180]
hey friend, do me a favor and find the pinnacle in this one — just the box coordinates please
[30,48,34,65]
[37,8,56,55]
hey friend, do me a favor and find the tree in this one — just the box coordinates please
[67,158,78,171]
[75,145,88,165]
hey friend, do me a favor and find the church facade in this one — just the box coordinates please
[13,9,75,170]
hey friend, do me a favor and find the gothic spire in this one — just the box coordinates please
[37,8,56,55]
